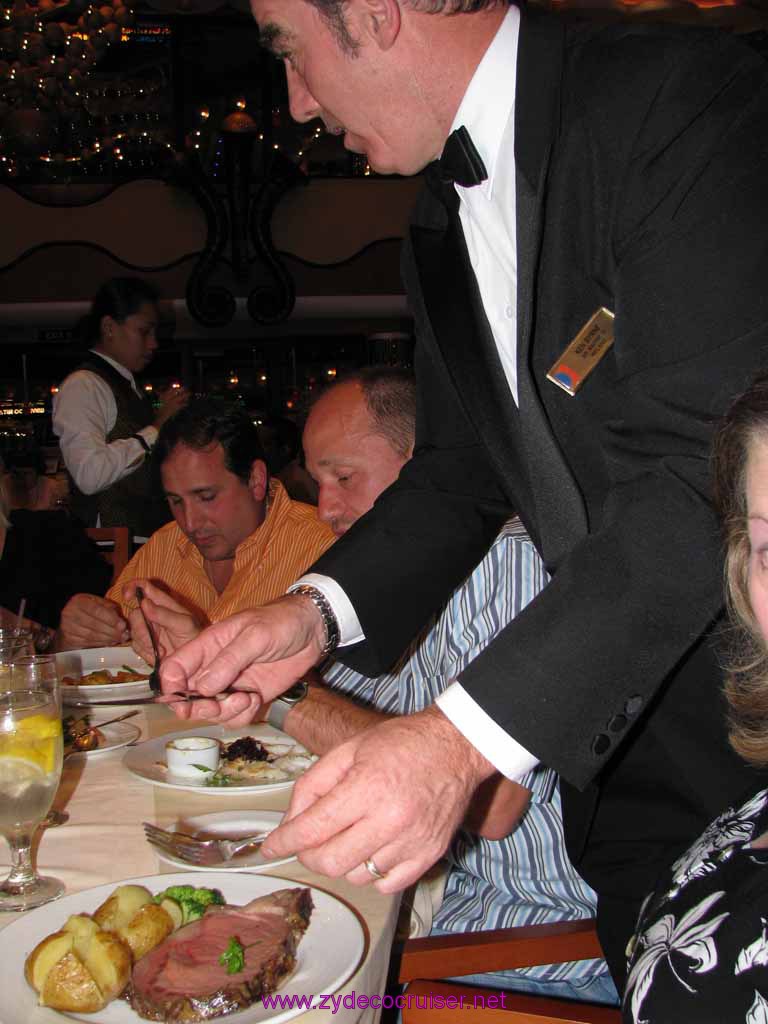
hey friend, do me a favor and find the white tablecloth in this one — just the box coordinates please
[0,704,401,1024]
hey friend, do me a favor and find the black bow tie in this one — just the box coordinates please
[431,126,488,188]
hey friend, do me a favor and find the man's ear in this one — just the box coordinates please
[357,0,401,51]
[248,459,268,501]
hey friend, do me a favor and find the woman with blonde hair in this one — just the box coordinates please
[624,372,768,1022]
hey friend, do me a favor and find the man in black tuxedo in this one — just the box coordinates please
[159,0,768,984]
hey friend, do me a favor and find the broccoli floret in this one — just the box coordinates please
[153,884,225,925]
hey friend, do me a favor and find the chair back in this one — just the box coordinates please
[398,919,621,1024]
[85,526,130,584]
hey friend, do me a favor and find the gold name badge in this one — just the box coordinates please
[546,307,615,396]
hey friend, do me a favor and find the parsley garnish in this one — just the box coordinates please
[219,936,245,974]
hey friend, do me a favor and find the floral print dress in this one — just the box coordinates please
[624,789,768,1023]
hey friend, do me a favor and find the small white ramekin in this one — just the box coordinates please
[165,736,221,778]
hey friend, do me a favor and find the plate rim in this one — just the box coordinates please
[155,810,296,874]
[58,647,152,700]
[81,720,142,757]
[0,870,366,1024]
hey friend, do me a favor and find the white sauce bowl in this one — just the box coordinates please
[165,736,221,778]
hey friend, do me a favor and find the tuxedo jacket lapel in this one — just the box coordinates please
[515,10,588,569]
[409,210,537,539]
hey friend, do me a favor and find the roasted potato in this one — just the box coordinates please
[25,931,74,993]
[116,902,175,960]
[83,929,131,1002]
[92,883,153,932]
[63,913,100,950]
[40,951,104,1013]
[25,915,132,1011]
[158,896,184,930]
[25,883,183,1012]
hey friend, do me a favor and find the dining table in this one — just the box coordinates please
[0,700,402,1024]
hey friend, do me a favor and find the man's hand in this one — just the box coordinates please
[158,594,327,726]
[261,705,495,892]
[122,580,203,667]
[57,594,129,650]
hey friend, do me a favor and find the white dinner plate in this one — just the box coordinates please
[0,871,365,1024]
[153,811,297,873]
[123,724,316,795]
[66,720,142,758]
[57,648,152,704]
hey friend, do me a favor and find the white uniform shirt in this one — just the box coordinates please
[53,350,158,497]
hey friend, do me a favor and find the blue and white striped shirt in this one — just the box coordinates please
[323,519,609,984]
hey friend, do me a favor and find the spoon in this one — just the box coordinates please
[135,586,161,694]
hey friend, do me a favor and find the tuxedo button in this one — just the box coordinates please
[624,695,643,716]
[591,733,610,757]
[608,714,627,734]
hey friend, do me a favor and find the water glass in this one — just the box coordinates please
[0,627,34,662]
[0,686,64,910]
[6,655,61,712]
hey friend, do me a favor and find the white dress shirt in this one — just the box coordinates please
[292,8,539,782]
[53,350,158,496]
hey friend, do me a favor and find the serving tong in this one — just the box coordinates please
[143,821,271,865]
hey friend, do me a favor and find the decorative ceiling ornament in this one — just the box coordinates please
[180,98,306,330]
[0,0,138,175]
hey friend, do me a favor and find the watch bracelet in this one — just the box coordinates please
[290,584,340,657]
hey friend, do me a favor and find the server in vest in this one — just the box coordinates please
[54,278,188,541]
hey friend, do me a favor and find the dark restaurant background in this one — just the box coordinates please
[0,0,766,464]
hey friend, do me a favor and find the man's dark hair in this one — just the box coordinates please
[305,0,501,54]
[339,366,416,459]
[156,399,267,483]
[81,277,160,346]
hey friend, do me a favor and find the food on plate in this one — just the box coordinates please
[25,921,131,1012]
[152,884,226,927]
[165,737,220,778]
[192,735,316,787]
[23,883,222,1012]
[62,666,150,687]
[127,887,313,1022]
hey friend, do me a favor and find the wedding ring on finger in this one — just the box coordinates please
[364,857,387,881]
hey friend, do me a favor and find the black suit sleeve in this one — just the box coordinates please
[452,30,768,787]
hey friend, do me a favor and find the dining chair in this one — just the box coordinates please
[398,918,622,1024]
[85,526,130,584]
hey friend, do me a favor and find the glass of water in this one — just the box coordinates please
[0,686,64,910]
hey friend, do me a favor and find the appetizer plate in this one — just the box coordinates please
[57,648,153,705]
[123,724,315,795]
[0,871,366,1024]
[153,811,297,873]
[67,720,142,758]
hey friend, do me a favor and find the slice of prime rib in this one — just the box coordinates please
[127,887,313,1022]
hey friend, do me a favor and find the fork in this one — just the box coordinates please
[143,821,271,865]
[135,586,161,694]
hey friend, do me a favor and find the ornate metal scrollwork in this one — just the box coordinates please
[181,112,305,330]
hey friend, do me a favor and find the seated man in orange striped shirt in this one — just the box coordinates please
[57,400,334,651]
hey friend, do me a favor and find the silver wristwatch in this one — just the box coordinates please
[266,680,309,732]
[290,584,340,656]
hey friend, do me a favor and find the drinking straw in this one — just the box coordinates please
[15,598,26,629]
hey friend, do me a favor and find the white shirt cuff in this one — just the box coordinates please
[289,573,365,646]
[140,425,158,447]
[436,681,540,783]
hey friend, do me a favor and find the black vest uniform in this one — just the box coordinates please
[66,354,170,539]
